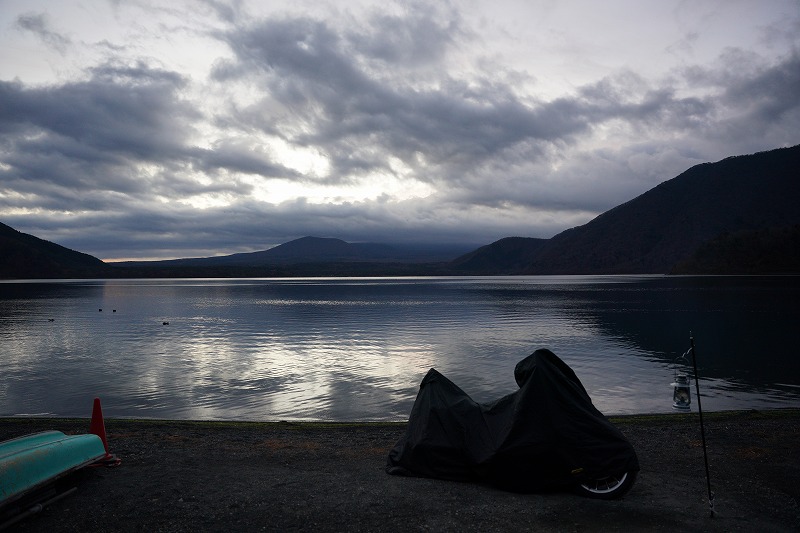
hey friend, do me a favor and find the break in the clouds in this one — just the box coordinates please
[1,1,799,260]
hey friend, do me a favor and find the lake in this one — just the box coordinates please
[1,276,799,421]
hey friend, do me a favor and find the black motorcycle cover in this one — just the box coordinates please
[386,349,639,491]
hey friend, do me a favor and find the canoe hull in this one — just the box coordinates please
[0,431,106,508]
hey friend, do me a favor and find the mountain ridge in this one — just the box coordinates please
[0,221,106,278]
[449,237,548,274]
[517,145,800,274]
[2,144,799,278]
[116,236,478,267]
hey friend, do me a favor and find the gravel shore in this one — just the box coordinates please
[2,409,799,532]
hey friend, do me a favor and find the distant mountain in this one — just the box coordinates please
[234,236,397,264]
[0,222,106,279]
[457,145,800,275]
[118,236,477,268]
[4,145,798,279]
[450,237,548,274]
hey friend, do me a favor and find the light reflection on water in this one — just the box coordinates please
[1,276,799,421]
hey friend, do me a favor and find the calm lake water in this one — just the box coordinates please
[1,276,799,421]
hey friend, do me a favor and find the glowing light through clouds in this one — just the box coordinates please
[1,1,798,260]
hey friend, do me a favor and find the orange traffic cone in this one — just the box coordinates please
[89,397,121,466]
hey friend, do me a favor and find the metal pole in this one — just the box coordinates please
[689,334,715,517]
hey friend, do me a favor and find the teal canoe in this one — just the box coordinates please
[0,431,106,508]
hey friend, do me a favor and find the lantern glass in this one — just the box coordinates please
[671,374,691,410]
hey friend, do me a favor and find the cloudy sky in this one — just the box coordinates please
[1,0,799,261]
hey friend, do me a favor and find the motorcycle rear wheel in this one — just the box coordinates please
[574,470,637,500]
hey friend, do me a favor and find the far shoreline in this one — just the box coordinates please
[4,406,800,429]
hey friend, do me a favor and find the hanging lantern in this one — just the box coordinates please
[671,373,691,410]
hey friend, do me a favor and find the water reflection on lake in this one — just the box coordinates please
[1,276,798,420]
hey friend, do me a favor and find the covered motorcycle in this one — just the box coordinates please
[386,349,639,499]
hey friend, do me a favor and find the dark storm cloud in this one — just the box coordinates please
[187,144,303,179]
[2,2,799,260]
[674,50,800,152]
[198,0,243,24]
[576,73,709,130]
[0,60,303,216]
[0,67,193,219]
[0,64,193,164]
[214,14,590,185]
[720,51,800,126]
[214,10,766,201]
[451,49,800,212]
[345,5,461,67]
[15,13,71,53]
